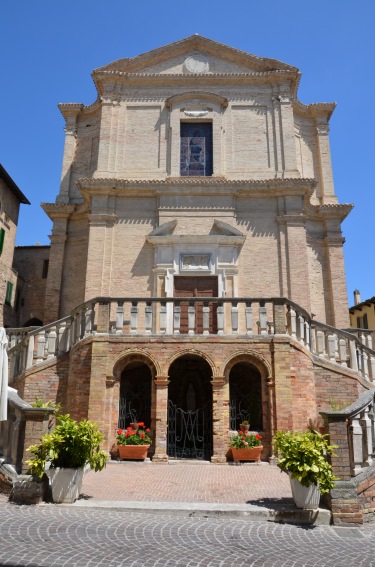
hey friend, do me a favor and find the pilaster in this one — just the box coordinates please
[57,104,83,204]
[152,375,169,462]
[274,89,299,176]
[324,224,350,328]
[42,203,75,323]
[211,376,227,463]
[315,116,337,204]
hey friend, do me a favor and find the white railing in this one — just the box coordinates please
[6,297,375,384]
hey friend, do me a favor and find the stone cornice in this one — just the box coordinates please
[77,176,316,191]
[293,100,336,122]
[307,202,353,222]
[147,234,245,246]
[93,35,298,75]
[41,203,76,220]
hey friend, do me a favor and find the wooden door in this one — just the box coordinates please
[174,276,218,334]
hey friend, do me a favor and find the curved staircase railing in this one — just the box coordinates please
[5,296,375,384]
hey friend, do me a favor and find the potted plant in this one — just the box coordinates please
[116,422,152,460]
[239,420,250,433]
[26,414,107,503]
[228,431,263,462]
[273,430,338,509]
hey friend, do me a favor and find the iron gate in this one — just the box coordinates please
[167,400,212,460]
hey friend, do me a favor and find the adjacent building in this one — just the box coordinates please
[0,164,29,327]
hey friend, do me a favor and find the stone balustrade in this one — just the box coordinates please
[6,296,375,384]
[321,389,375,480]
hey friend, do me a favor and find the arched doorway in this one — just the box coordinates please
[168,355,212,460]
[118,361,152,429]
[229,362,263,431]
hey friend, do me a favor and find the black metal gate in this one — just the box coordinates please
[118,367,151,429]
[167,400,212,460]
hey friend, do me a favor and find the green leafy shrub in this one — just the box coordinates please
[273,430,338,494]
[27,414,107,478]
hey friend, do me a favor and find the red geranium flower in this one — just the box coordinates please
[138,422,145,427]
[146,428,150,433]
[117,429,123,435]
[256,434,262,440]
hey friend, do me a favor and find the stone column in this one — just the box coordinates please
[85,214,117,300]
[42,204,75,323]
[96,97,115,177]
[211,376,227,464]
[152,375,169,462]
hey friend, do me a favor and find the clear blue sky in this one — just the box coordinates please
[1,0,374,306]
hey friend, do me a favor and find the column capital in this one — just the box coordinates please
[154,376,169,388]
[211,375,226,389]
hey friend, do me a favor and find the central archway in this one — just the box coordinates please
[167,354,213,460]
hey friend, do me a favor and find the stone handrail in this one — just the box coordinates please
[5,296,375,384]
[321,389,375,479]
[0,388,54,475]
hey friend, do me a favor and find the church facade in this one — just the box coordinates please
[8,36,373,464]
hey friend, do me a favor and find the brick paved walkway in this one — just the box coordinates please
[80,461,292,503]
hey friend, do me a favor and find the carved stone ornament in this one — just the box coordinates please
[181,254,210,271]
[185,54,210,73]
[183,109,209,118]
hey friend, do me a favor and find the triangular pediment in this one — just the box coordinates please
[94,35,298,76]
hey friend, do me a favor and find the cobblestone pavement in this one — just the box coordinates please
[80,462,293,502]
[0,504,375,566]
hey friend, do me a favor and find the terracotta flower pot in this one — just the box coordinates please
[118,444,150,460]
[231,445,263,462]
[130,422,139,431]
[240,424,250,433]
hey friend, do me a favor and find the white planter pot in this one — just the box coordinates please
[48,468,84,503]
[289,476,320,509]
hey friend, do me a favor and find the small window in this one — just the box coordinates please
[363,313,369,329]
[5,281,13,306]
[42,259,49,279]
[0,228,5,254]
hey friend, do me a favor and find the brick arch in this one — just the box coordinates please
[164,348,217,377]
[111,349,161,382]
[221,350,272,381]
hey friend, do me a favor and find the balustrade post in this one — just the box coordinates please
[316,330,326,358]
[304,321,310,350]
[47,329,57,359]
[339,338,348,367]
[366,334,373,350]
[130,301,138,335]
[160,302,167,334]
[85,305,95,336]
[173,301,181,334]
[259,303,267,335]
[350,414,365,475]
[287,306,297,339]
[231,302,239,334]
[145,302,152,334]
[369,355,375,382]
[361,407,373,467]
[327,334,336,362]
[188,302,195,335]
[26,335,35,369]
[36,331,46,364]
[349,339,359,372]
[298,315,305,346]
[217,302,224,335]
[310,325,317,353]
[245,302,253,335]
[202,302,210,335]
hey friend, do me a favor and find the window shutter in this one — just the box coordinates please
[0,228,5,254]
[5,281,13,306]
